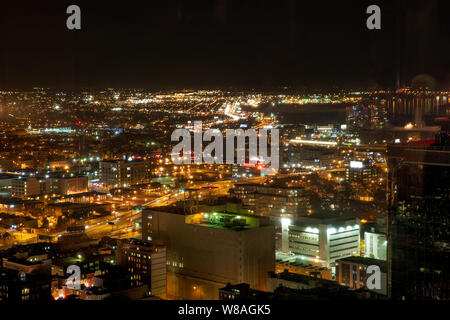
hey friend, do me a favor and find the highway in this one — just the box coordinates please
[28,175,267,242]
[7,166,345,244]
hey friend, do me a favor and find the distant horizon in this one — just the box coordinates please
[1,85,448,92]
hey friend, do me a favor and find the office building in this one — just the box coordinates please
[0,268,52,301]
[387,117,450,299]
[286,214,360,268]
[364,231,387,261]
[144,207,275,300]
[100,160,148,188]
[230,183,259,207]
[346,105,370,134]
[116,239,167,298]
[368,99,388,129]
[230,184,309,217]
[12,177,40,197]
[50,175,88,195]
[255,186,309,217]
[345,160,379,184]
[335,256,387,296]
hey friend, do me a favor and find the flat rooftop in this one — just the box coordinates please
[336,256,387,272]
[185,212,261,231]
[293,213,358,225]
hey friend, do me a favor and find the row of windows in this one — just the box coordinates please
[289,234,319,242]
[289,239,319,247]
[167,261,184,268]
[330,245,359,256]
[330,240,360,249]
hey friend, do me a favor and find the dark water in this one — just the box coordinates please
[252,103,347,125]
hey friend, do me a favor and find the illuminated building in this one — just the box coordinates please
[50,175,88,195]
[231,184,308,218]
[229,183,259,207]
[143,207,275,300]
[346,100,387,133]
[346,105,370,134]
[12,177,40,197]
[287,214,360,269]
[11,174,88,197]
[275,256,333,280]
[335,256,387,296]
[345,160,378,184]
[100,160,148,188]
[116,239,167,298]
[232,163,262,178]
[368,100,388,129]
[364,231,387,261]
[230,184,309,252]
[283,145,337,169]
[0,173,18,197]
[256,186,308,216]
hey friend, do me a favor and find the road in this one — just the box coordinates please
[29,175,267,242]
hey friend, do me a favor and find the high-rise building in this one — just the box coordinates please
[143,207,275,300]
[368,99,388,129]
[387,117,450,299]
[116,239,167,298]
[345,160,379,185]
[346,105,370,134]
[346,101,388,134]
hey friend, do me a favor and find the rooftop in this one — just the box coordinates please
[269,270,337,286]
[336,256,387,272]
[185,212,262,231]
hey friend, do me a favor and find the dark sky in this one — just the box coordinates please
[1,0,449,90]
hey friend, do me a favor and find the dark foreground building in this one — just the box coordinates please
[0,268,52,301]
[387,117,450,299]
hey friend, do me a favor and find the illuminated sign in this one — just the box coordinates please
[350,161,364,168]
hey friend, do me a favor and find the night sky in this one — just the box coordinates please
[1,0,449,90]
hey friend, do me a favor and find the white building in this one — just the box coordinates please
[286,214,360,268]
[364,231,387,261]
